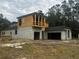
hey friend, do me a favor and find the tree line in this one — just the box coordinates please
[0,14,11,31]
[46,0,79,38]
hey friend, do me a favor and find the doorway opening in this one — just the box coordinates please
[34,32,40,40]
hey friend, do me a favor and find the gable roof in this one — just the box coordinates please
[17,12,46,19]
[17,12,37,19]
[46,26,70,31]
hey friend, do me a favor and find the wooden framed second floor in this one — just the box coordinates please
[17,12,48,28]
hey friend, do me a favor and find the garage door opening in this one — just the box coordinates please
[34,32,40,40]
[48,33,61,40]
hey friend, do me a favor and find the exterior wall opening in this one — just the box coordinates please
[19,19,22,26]
[36,14,38,25]
[48,33,61,40]
[68,30,70,38]
[34,32,40,40]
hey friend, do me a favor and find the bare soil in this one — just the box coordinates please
[0,40,79,59]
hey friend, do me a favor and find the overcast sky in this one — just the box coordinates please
[0,0,63,22]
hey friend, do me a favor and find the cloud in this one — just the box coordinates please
[0,0,62,22]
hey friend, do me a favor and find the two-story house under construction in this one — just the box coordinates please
[1,11,72,40]
[16,11,48,40]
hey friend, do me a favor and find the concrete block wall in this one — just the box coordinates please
[61,31,66,40]
[1,30,15,37]
[16,27,34,40]
[61,29,72,40]
[43,31,48,39]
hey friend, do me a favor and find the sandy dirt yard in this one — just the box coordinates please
[0,40,79,59]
